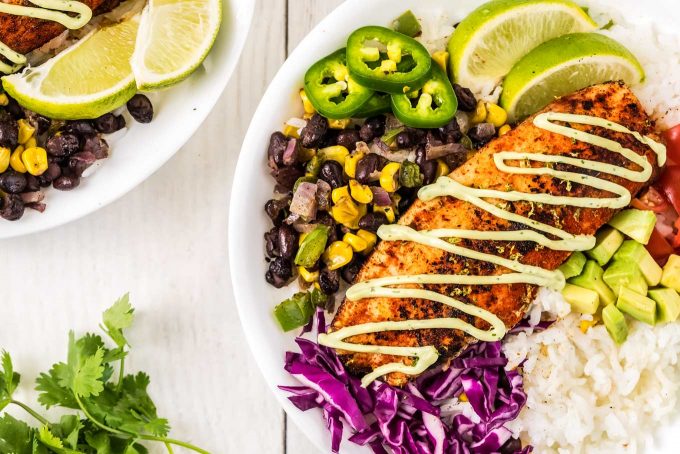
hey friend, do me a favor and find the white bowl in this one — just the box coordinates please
[0,0,255,239]
[230,0,679,452]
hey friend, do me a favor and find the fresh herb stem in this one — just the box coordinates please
[74,394,125,436]
[165,442,175,454]
[10,400,49,426]
[117,357,125,392]
[141,435,211,454]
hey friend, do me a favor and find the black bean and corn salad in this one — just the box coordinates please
[263,45,514,329]
[0,92,154,222]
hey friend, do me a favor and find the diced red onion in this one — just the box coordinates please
[20,191,45,204]
[370,187,392,206]
[289,182,318,220]
[316,179,331,211]
[283,138,299,166]
[369,139,415,163]
[426,142,467,161]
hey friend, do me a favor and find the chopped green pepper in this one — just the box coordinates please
[347,26,432,94]
[381,126,405,147]
[309,287,329,308]
[294,225,329,267]
[304,48,374,119]
[399,160,424,188]
[390,63,458,128]
[354,92,391,118]
[305,155,324,177]
[274,291,314,331]
[392,10,422,37]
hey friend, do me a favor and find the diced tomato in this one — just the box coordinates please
[647,227,675,265]
[632,187,672,213]
[657,166,680,215]
[664,124,680,166]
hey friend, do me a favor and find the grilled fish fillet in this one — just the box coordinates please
[0,0,121,55]
[331,82,663,386]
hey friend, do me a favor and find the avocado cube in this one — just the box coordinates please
[603,260,648,297]
[648,287,680,324]
[602,304,628,344]
[608,209,657,245]
[586,227,624,266]
[616,287,656,325]
[559,251,587,279]
[569,260,616,306]
[661,255,680,292]
[562,283,600,314]
[613,240,663,286]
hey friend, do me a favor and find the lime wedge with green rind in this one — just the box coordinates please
[500,33,645,122]
[448,0,597,92]
[2,17,139,120]
[130,0,222,91]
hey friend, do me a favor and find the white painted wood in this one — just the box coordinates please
[285,1,344,453]
[1,0,287,453]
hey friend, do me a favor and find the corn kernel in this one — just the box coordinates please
[379,162,401,192]
[331,186,350,204]
[344,152,364,179]
[485,103,508,128]
[17,119,35,145]
[320,145,350,165]
[435,159,450,179]
[387,43,402,63]
[498,124,511,137]
[458,393,468,402]
[380,59,397,73]
[356,229,377,251]
[24,136,38,150]
[300,89,316,114]
[343,232,369,253]
[580,318,599,333]
[0,93,8,107]
[470,100,487,124]
[360,47,380,62]
[0,147,9,172]
[298,147,315,163]
[10,146,26,173]
[331,198,360,227]
[283,124,300,139]
[303,112,314,120]
[328,118,352,130]
[298,266,319,283]
[323,241,354,270]
[349,179,373,204]
[432,50,449,73]
[21,147,48,176]
[374,205,396,223]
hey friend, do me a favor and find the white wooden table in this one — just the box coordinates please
[2,1,341,453]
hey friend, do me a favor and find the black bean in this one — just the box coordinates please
[265,198,288,226]
[395,131,413,149]
[52,175,80,191]
[94,113,125,134]
[443,151,466,170]
[319,160,344,189]
[83,135,109,159]
[438,118,463,144]
[359,115,386,142]
[37,163,61,187]
[267,132,288,168]
[315,212,339,243]
[271,167,303,192]
[265,257,293,288]
[264,227,280,258]
[68,152,97,177]
[0,120,18,148]
[26,112,51,135]
[24,174,40,192]
[319,129,339,148]
[468,123,496,147]
[453,84,477,112]
[355,154,384,184]
[318,267,340,294]
[65,120,96,137]
[397,188,417,213]
[415,146,438,185]
[278,224,298,261]
[336,129,360,151]
[127,94,154,123]
[358,212,387,232]
[46,133,80,157]
[4,96,24,119]
[0,171,26,193]
[341,257,364,284]
[0,193,24,221]
[300,114,328,148]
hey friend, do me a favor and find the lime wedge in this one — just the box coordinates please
[2,18,139,120]
[500,33,645,122]
[131,0,222,90]
[448,0,597,92]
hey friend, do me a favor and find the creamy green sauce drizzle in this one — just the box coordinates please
[0,0,92,74]
[317,112,667,387]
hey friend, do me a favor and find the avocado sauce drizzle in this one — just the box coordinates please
[0,0,92,74]
[317,112,667,387]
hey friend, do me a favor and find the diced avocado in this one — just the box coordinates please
[559,251,587,279]
[616,287,656,325]
[602,304,628,344]
[602,260,648,297]
[648,287,680,324]
[586,227,624,266]
[660,255,680,292]
[562,283,600,314]
[569,260,617,306]
[608,209,657,245]
[613,240,663,286]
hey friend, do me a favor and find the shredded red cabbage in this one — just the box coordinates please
[280,310,532,454]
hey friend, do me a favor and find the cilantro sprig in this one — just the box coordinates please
[0,294,209,454]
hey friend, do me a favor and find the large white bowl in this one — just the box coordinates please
[230,0,679,452]
[0,0,254,239]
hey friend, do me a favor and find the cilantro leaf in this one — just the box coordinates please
[101,295,134,348]
[36,368,78,409]
[72,348,105,398]
[0,414,34,454]
[0,351,20,411]
[51,416,82,450]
